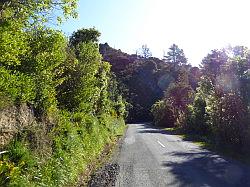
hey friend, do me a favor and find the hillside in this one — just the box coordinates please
[99,43,200,121]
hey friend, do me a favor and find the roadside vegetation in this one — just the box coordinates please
[1,0,250,186]
[151,46,250,159]
[0,1,126,186]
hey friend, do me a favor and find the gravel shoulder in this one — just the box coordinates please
[87,127,128,187]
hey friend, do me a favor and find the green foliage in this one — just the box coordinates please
[0,113,125,186]
[0,28,68,114]
[115,95,127,118]
[1,0,78,25]
[151,63,197,128]
[166,81,193,113]
[184,77,212,134]
[0,3,127,185]
[207,93,247,148]
[0,0,71,114]
[121,59,163,121]
[0,0,127,186]
[0,21,28,67]
[57,41,103,113]
[0,67,36,107]
[71,42,101,113]
[25,29,67,116]
[201,49,228,82]
[0,140,37,186]
[100,43,191,122]
[151,100,175,127]
[153,46,250,154]
[186,92,208,134]
[164,44,187,66]
[69,27,101,48]
[197,48,250,149]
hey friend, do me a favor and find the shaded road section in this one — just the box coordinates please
[115,123,250,187]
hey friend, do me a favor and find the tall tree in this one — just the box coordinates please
[201,49,228,83]
[164,44,187,66]
[137,44,152,59]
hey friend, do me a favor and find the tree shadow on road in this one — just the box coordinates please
[137,123,250,164]
[136,123,250,186]
[137,123,184,135]
[161,151,250,187]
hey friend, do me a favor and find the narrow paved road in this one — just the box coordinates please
[115,123,250,187]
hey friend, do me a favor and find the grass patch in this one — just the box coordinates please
[77,124,126,186]
[163,127,176,132]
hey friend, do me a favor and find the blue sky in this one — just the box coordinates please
[61,0,250,66]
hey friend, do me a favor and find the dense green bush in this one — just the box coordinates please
[186,96,207,134]
[0,67,35,105]
[185,77,212,134]
[0,1,127,186]
[151,100,175,127]
[207,93,247,148]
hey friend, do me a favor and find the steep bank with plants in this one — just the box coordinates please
[0,1,126,186]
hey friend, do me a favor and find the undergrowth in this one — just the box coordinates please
[0,111,125,186]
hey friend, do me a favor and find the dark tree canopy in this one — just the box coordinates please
[201,49,228,82]
[99,43,198,122]
[69,27,101,48]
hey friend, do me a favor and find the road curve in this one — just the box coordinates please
[115,123,250,187]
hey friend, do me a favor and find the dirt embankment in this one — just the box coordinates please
[0,104,35,148]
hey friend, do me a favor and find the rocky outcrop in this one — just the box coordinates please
[0,104,35,147]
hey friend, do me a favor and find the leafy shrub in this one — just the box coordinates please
[211,93,247,148]
[186,96,208,134]
[0,112,125,186]
[151,100,175,127]
[0,67,35,105]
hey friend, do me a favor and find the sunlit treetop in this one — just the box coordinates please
[69,27,101,48]
[0,0,78,26]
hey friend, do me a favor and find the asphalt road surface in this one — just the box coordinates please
[115,123,250,187]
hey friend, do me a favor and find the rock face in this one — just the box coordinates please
[0,104,35,147]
